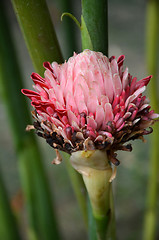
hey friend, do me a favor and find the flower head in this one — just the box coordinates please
[22,50,158,166]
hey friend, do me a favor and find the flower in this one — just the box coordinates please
[22,49,159,166]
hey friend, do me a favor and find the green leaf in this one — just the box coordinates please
[81,15,93,51]
[11,0,63,75]
[81,0,108,55]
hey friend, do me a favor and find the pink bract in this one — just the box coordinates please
[22,50,159,165]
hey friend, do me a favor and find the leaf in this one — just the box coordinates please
[81,15,93,51]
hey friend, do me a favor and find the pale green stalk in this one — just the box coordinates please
[70,150,115,240]
[143,0,159,240]
[83,168,112,240]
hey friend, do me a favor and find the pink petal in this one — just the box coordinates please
[130,77,137,94]
[90,81,102,100]
[67,110,79,126]
[129,109,138,121]
[112,95,120,109]
[114,112,120,122]
[116,118,124,129]
[100,95,109,108]
[110,59,118,75]
[138,104,149,112]
[87,90,99,114]
[48,89,56,101]
[103,71,114,103]
[123,112,131,119]
[46,106,54,115]
[117,55,125,69]
[73,74,89,101]
[87,116,97,130]
[66,92,77,112]
[125,86,146,108]
[74,85,88,114]
[95,105,105,128]
[117,122,125,131]
[44,69,58,91]
[51,117,65,128]
[135,76,152,89]
[31,73,49,89]
[22,89,41,100]
[58,62,67,92]
[98,57,114,102]
[64,59,74,96]
[55,85,65,105]
[112,73,122,96]
[104,103,114,123]
[122,67,129,89]
[43,62,54,73]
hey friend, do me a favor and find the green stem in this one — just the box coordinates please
[58,0,79,58]
[143,1,159,240]
[88,197,98,240]
[11,0,63,75]
[81,0,108,56]
[0,172,21,240]
[0,1,60,239]
[11,0,88,231]
[107,187,116,240]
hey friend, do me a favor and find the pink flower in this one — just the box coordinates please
[22,50,159,165]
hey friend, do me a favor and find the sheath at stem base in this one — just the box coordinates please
[70,150,113,239]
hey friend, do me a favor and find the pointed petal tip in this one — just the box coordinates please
[117,55,125,67]
[21,89,40,98]
[21,89,25,94]
[43,61,51,68]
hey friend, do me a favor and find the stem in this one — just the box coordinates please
[107,187,116,240]
[88,198,98,240]
[83,168,112,240]
[11,0,88,231]
[0,1,60,239]
[70,150,114,240]
[81,0,108,56]
[0,172,21,240]
[11,0,63,75]
[58,0,79,58]
[143,1,159,239]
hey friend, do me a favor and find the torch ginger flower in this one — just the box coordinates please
[22,49,159,168]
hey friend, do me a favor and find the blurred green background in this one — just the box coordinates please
[0,0,158,240]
